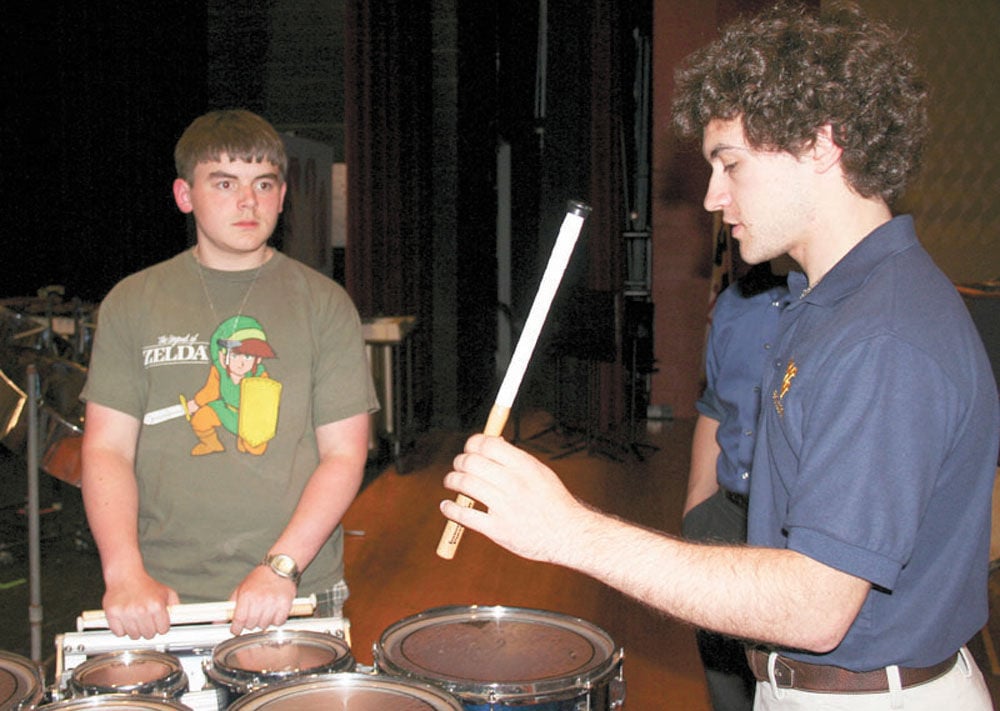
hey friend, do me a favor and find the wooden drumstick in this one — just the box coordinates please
[77,594,318,631]
[437,200,591,560]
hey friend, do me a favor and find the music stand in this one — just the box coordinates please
[521,288,624,460]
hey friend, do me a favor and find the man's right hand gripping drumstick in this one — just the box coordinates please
[435,404,509,558]
[439,430,588,566]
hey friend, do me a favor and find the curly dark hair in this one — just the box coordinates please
[671,2,928,204]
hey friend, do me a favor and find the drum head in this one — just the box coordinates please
[0,650,44,710]
[374,605,619,704]
[69,651,187,698]
[227,672,464,710]
[43,694,193,709]
[207,630,354,693]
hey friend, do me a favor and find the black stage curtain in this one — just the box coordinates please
[343,0,433,320]
[345,0,630,431]
[587,0,628,431]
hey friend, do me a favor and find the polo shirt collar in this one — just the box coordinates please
[788,215,918,306]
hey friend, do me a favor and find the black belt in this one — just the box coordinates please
[722,488,748,508]
[746,647,959,693]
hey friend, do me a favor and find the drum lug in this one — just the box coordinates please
[608,646,627,709]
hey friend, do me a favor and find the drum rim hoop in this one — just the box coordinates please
[205,630,354,691]
[69,650,188,698]
[42,693,195,709]
[373,605,622,703]
[226,672,464,710]
[0,650,44,707]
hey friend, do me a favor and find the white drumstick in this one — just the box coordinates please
[437,200,592,560]
[77,594,318,631]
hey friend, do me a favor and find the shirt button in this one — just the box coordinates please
[744,430,753,437]
[741,471,750,480]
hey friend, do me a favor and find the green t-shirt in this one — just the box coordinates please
[82,249,378,602]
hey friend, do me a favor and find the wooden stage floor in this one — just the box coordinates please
[2,411,998,708]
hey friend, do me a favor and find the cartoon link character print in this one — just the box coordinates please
[186,315,282,456]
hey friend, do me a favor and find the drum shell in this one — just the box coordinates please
[226,671,465,710]
[0,650,44,711]
[205,629,354,704]
[68,651,188,699]
[41,408,84,486]
[0,348,86,465]
[42,694,193,710]
[374,605,625,709]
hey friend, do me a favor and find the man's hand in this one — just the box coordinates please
[441,434,589,565]
[102,573,180,640]
[229,564,297,635]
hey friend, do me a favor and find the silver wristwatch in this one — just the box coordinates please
[262,553,301,584]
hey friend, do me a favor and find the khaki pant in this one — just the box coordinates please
[754,647,992,710]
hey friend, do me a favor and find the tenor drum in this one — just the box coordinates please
[227,672,465,710]
[68,651,188,699]
[42,695,193,709]
[0,349,86,464]
[374,606,625,710]
[205,629,354,704]
[0,650,44,710]
[41,407,84,486]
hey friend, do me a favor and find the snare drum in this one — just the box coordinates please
[374,606,625,710]
[227,672,465,710]
[0,650,44,710]
[205,629,354,704]
[68,651,188,699]
[42,695,193,709]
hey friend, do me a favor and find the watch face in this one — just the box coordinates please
[270,554,297,577]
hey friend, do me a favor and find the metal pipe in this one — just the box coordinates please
[26,364,44,662]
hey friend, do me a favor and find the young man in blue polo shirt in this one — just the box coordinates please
[441,4,998,708]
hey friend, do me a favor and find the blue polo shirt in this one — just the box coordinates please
[748,215,999,670]
[697,281,790,495]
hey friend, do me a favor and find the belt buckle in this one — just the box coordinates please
[768,652,797,689]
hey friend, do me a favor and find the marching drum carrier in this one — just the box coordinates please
[51,596,349,710]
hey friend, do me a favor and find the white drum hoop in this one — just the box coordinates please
[374,605,624,707]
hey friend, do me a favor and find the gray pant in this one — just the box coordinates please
[682,489,755,711]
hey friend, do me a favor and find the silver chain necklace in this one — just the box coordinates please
[193,247,267,335]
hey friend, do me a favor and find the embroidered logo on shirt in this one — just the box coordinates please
[772,358,797,418]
